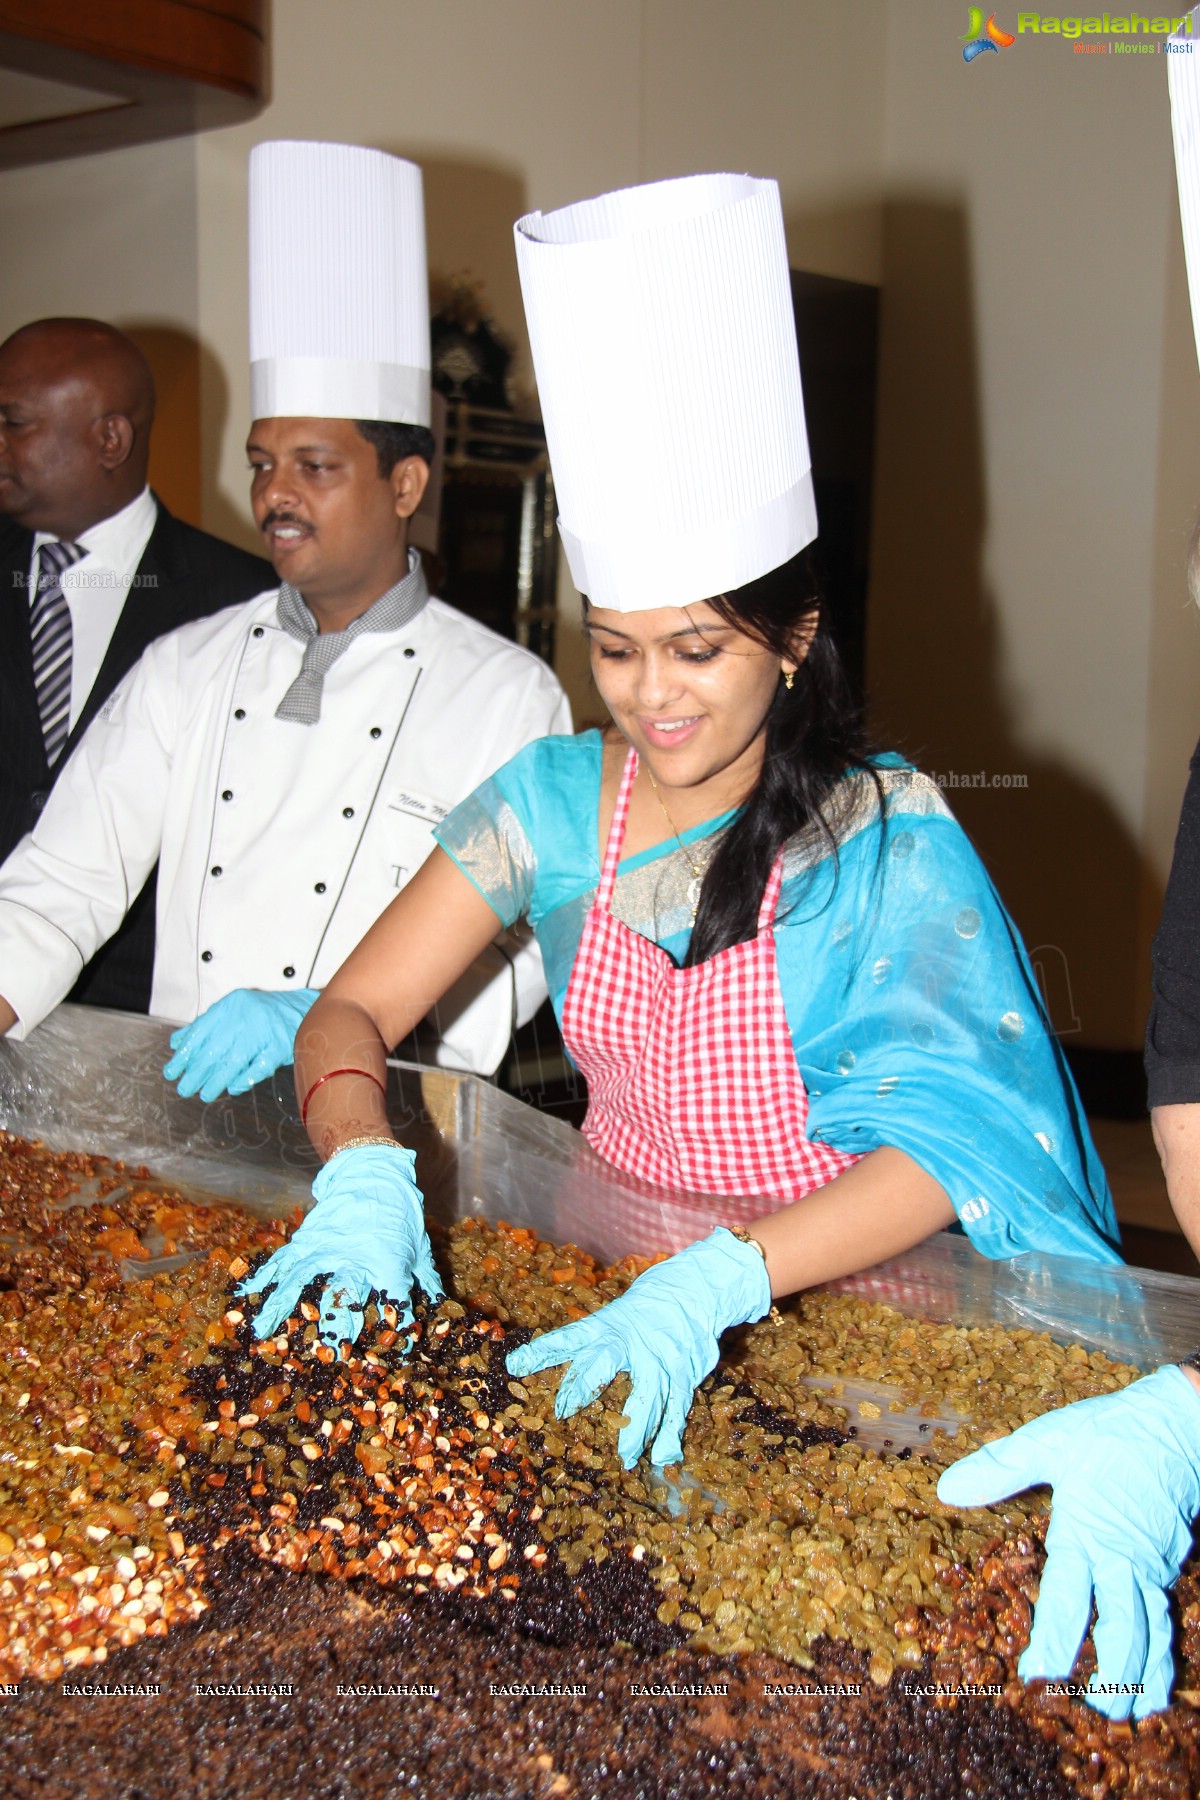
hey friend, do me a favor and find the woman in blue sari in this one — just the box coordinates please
[266,541,1118,1394]
[246,169,1118,1608]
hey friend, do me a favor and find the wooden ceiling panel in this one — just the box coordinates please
[0,0,265,168]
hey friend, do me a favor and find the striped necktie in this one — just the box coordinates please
[30,539,83,767]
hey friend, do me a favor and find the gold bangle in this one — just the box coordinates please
[726,1225,782,1325]
[326,1135,405,1161]
[727,1224,768,1263]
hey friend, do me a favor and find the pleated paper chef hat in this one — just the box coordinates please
[515,173,815,613]
[249,140,431,426]
[1170,15,1200,374]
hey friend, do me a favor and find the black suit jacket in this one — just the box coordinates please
[0,498,274,1014]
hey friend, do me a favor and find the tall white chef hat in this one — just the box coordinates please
[514,173,815,613]
[1170,13,1200,371]
[249,139,431,427]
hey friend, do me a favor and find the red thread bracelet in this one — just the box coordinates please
[300,1067,387,1127]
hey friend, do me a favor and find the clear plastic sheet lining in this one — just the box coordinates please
[1,1005,1196,1375]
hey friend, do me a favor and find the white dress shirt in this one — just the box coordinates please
[31,486,157,731]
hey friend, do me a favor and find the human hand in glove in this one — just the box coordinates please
[164,987,319,1102]
[937,1364,1200,1719]
[505,1228,771,1469]
[236,1143,443,1348]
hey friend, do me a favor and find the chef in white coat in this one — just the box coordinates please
[0,141,569,1090]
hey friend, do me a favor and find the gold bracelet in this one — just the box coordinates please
[727,1224,768,1262]
[726,1225,782,1325]
[326,1135,405,1161]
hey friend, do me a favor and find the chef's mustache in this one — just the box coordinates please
[261,511,311,532]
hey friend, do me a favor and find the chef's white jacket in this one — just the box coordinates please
[0,586,571,1074]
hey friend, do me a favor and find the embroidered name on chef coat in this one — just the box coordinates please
[389,789,449,825]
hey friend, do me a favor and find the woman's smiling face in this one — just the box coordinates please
[585,600,795,809]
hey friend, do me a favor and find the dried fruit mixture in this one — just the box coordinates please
[2,1130,1200,1798]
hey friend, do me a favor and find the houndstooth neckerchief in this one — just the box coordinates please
[273,548,429,724]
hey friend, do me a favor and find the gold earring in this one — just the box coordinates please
[783,667,794,691]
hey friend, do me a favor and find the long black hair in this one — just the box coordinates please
[681,549,879,967]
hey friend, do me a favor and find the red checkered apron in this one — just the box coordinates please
[561,747,859,1212]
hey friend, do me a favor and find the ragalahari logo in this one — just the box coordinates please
[962,8,1017,58]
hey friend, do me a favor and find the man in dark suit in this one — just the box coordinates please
[0,317,273,1013]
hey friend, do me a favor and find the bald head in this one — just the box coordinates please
[0,318,156,538]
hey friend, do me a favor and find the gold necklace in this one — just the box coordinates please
[644,763,706,919]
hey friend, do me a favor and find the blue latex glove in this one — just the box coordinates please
[506,1228,771,1469]
[937,1365,1200,1720]
[235,1144,443,1347]
[163,987,319,1102]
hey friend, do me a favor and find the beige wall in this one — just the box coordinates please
[0,1,1196,1053]
[868,7,1200,1048]
[0,136,203,520]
